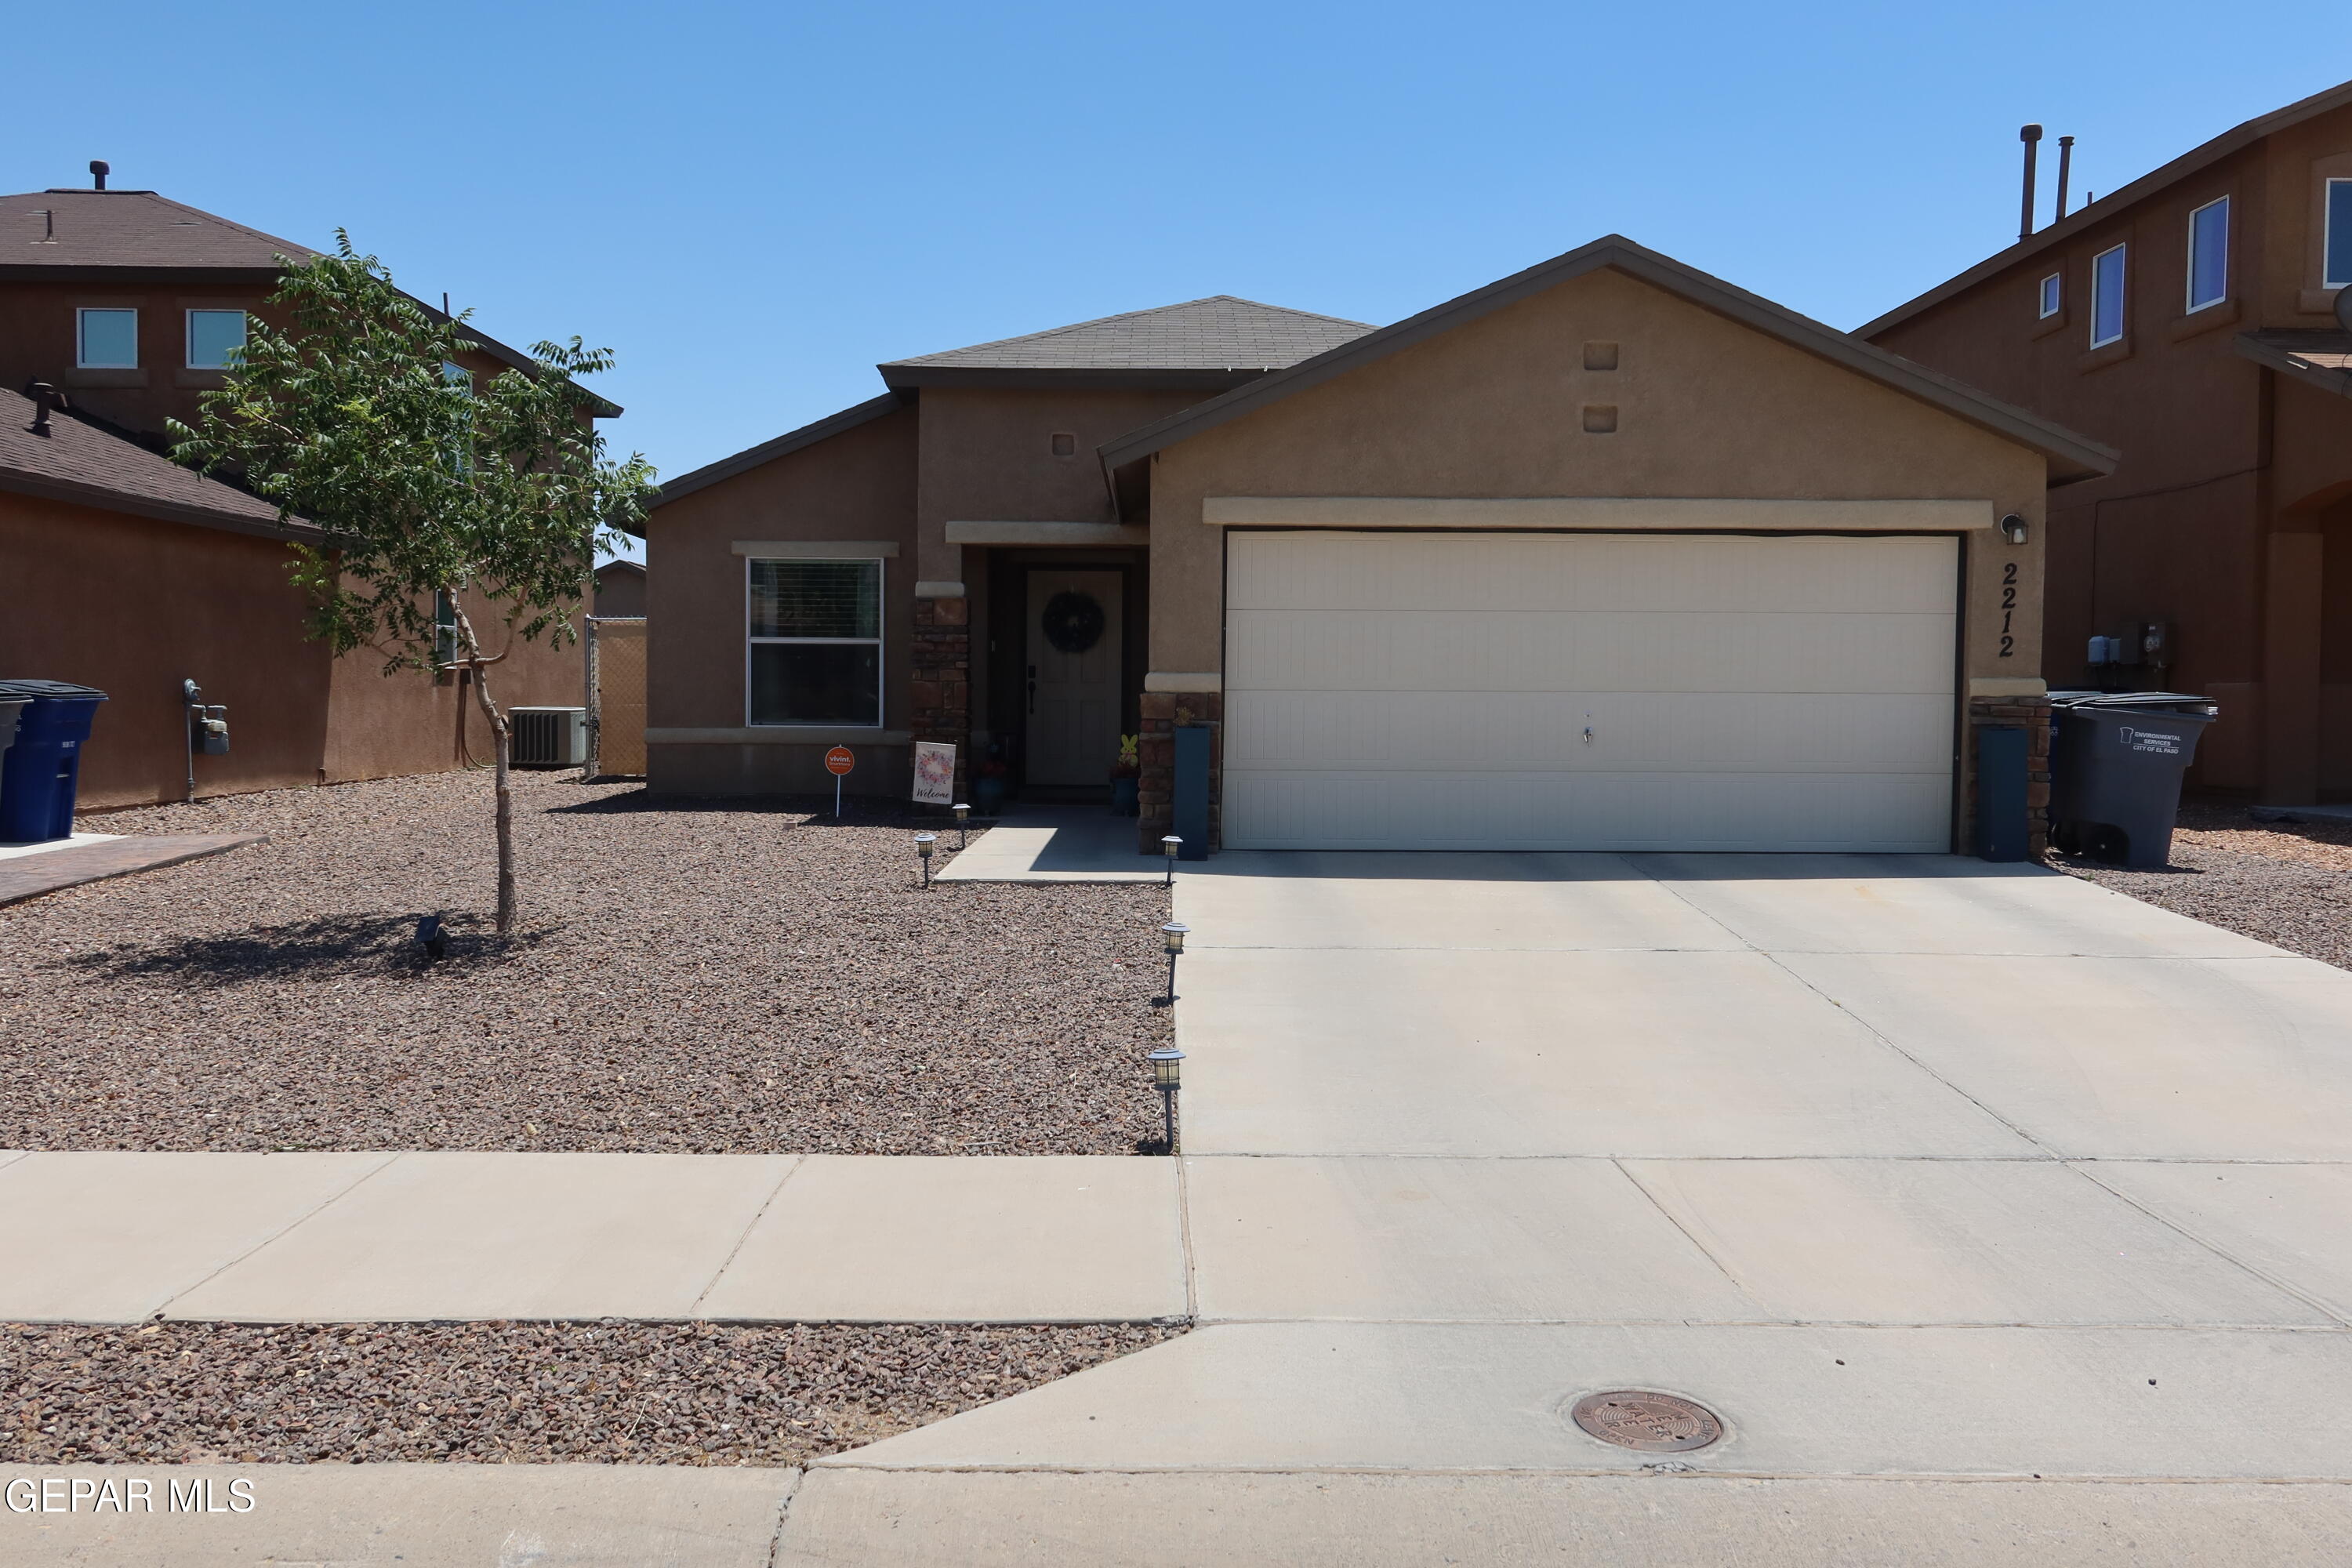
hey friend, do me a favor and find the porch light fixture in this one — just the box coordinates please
[1162,834,1181,885]
[914,832,938,889]
[953,802,970,849]
[2000,514,2029,546]
[1160,920,1189,1004]
[1148,1046,1185,1153]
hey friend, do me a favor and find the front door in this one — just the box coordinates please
[1026,569,1123,786]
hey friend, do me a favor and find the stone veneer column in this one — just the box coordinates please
[1968,694,2053,856]
[1137,691,1223,855]
[910,593,970,797]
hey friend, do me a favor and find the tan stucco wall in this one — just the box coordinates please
[913,387,1211,583]
[1145,266,2052,692]
[644,402,919,795]
[0,492,583,809]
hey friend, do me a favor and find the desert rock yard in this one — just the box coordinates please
[2,1321,1178,1468]
[2053,801,2352,971]
[0,771,1172,1154]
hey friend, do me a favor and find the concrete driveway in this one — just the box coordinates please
[800,851,2352,1563]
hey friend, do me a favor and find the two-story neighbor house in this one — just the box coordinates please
[644,238,2111,855]
[0,169,616,809]
[1862,80,2352,804]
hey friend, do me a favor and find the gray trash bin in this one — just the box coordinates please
[2047,691,2219,869]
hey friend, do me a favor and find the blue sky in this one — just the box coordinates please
[11,2,2342,564]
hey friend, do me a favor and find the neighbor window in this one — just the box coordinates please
[76,308,137,368]
[185,309,246,369]
[2091,243,2127,347]
[2327,178,2352,288]
[2187,197,2230,312]
[748,558,882,726]
[2038,272,2062,318]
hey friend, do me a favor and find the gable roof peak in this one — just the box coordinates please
[1097,233,2117,483]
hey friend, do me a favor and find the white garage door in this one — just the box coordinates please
[1223,531,1958,852]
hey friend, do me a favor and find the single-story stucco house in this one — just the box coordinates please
[637,236,2115,855]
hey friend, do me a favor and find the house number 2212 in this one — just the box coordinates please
[1998,562,2017,658]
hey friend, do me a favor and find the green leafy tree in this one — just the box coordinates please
[171,234,654,932]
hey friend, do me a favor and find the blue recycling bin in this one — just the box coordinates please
[0,681,109,844]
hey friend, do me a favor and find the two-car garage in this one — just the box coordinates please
[1109,238,2117,859]
[1220,530,1961,852]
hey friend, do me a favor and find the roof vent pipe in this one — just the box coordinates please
[2018,125,2042,242]
[89,160,108,191]
[2054,135,2074,224]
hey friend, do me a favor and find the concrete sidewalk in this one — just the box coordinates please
[0,1152,1184,1324]
[938,806,1164,882]
[0,832,263,906]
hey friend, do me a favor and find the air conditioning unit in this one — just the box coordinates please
[510,706,588,768]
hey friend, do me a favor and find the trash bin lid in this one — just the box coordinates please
[2047,689,2217,717]
[0,680,107,701]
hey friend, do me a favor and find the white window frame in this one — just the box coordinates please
[2038,272,2062,319]
[75,307,138,369]
[2326,177,2352,289]
[744,554,886,728]
[2090,242,2128,349]
[183,308,247,370]
[2185,196,2230,314]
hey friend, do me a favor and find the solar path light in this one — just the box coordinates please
[1149,1046,1185,1153]
[953,802,970,849]
[1160,920,1189,1004]
[1161,834,1181,886]
[914,832,938,889]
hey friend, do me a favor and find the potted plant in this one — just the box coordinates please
[974,742,1008,816]
[1109,734,1140,816]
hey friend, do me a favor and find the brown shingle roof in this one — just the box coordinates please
[2,190,314,272]
[883,296,1375,376]
[0,387,314,539]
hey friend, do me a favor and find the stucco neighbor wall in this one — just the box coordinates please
[0,492,583,810]
[644,402,919,797]
[1137,265,2062,850]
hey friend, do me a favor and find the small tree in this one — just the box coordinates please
[172,234,654,933]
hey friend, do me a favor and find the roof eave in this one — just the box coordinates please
[0,467,324,542]
[2235,332,2352,400]
[644,391,907,519]
[877,365,1272,392]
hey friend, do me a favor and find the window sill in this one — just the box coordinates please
[61,368,147,388]
[2169,298,2241,342]
[2030,309,2071,341]
[2298,287,2344,314]
[175,368,229,389]
[2078,337,2133,373]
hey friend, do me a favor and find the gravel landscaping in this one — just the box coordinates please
[2053,801,2352,970]
[0,771,1171,1153]
[0,1320,1179,1466]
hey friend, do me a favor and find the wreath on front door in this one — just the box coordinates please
[1041,590,1107,655]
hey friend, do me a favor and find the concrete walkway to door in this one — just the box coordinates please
[800,851,2352,1563]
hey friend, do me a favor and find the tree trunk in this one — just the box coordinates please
[449,599,518,933]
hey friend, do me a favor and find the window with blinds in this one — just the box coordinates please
[748,559,884,725]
